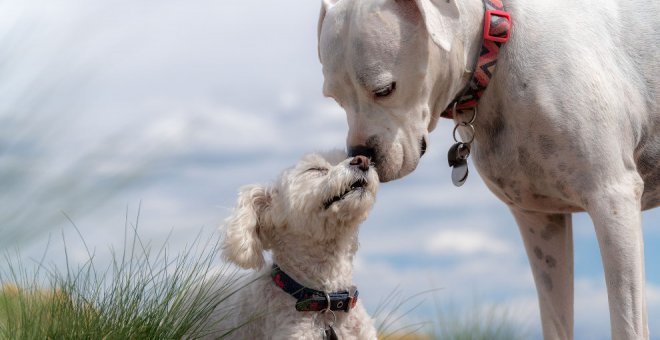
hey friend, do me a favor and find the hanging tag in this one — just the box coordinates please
[448,142,470,186]
[451,162,469,186]
[324,325,338,340]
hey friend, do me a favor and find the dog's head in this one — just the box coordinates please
[222,150,379,269]
[318,0,468,181]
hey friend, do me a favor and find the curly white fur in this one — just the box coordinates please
[204,150,378,339]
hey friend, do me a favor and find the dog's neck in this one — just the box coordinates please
[457,0,488,88]
[429,0,488,120]
[270,223,360,293]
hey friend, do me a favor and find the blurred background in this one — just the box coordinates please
[0,1,658,338]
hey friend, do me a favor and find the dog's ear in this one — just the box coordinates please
[414,0,460,52]
[222,184,273,270]
[317,0,341,60]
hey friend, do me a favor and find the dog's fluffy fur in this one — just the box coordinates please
[205,150,378,339]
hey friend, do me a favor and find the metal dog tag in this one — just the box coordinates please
[447,142,470,166]
[324,325,338,340]
[451,162,469,186]
[448,142,470,186]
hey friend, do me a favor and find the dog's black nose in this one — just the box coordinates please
[348,145,374,159]
[350,155,370,172]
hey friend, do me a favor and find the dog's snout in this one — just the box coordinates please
[348,145,374,160]
[350,155,370,172]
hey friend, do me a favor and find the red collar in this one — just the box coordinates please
[442,0,511,119]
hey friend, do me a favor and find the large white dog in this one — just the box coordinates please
[317,0,659,339]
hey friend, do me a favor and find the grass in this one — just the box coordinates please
[374,287,434,339]
[0,211,251,340]
[431,299,530,340]
[0,212,529,340]
[374,287,530,340]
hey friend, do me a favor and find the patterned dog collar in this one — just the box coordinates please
[271,265,359,312]
[442,0,512,118]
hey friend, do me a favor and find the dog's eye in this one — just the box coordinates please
[374,82,396,98]
[305,167,328,174]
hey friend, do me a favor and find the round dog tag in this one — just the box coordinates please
[451,162,469,187]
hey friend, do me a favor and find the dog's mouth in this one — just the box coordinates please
[323,178,368,209]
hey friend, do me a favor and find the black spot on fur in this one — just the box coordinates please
[547,215,565,224]
[541,223,563,241]
[532,193,550,200]
[479,105,505,153]
[545,255,557,268]
[573,172,598,194]
[518,147,530,167]
[540,271,553,291]
[538,135,557,159]
[493,177,522,203]
[518,147,545,178]
[534,246,543,260]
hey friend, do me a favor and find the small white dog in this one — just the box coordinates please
[209,150,378,339]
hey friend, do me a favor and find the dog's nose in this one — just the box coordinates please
[350,155,370,172]
[348,145,374,159]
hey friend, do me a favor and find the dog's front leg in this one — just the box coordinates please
[587,178,649,340]
[511,208,573,340]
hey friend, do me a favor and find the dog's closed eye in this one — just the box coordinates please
[374,82,396,98]
[305,167,329,175]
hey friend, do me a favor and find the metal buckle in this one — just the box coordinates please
[344,288,358,312]
[483,9,511,43]
[323,292,331,312]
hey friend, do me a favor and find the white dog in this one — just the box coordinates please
[317,0,659,339]
[209,150,378,339]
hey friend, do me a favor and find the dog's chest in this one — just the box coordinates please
[467,115,588,213]
[466,103,660,212]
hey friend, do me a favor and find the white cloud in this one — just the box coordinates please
[426,229,513,256]
[648,283,660,306]
[646,282,660,333]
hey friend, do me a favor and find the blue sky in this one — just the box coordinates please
[0,1,658,338]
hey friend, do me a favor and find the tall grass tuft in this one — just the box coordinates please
[0,211,250,339]
[373,287,434,339]
[373,287,530,340]
[431,298,530,340]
